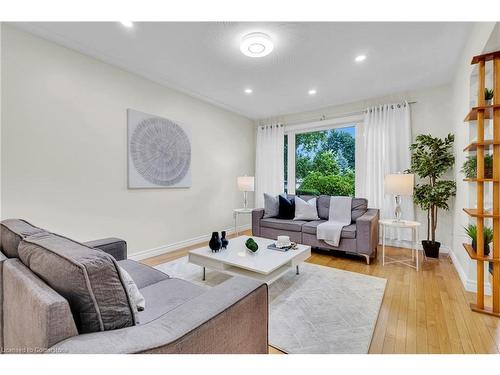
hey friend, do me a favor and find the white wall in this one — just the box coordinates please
[450,22,498,293]
[0,22,2,221]
[1,25,255,258]
[269,84,455,251]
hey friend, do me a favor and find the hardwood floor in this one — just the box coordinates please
[142,230,500,354]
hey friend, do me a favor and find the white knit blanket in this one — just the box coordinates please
[317,196,352,247]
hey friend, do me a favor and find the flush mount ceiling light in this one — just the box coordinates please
[240,32,274,58]
[120,21,134,28]
[244,88,253,94]
[308,89,317,95]
[355,54,367,62]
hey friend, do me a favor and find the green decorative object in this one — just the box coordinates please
[408,133,456,257]
[245,238,259,252]
[461,155,493,179]
[464,224,493,256]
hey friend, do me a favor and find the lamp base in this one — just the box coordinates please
[393,195,402,222]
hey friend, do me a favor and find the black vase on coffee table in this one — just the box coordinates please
[209,232,222,252]
[220,231,229,249]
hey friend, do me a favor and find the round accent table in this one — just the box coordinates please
[379,219,422,271]
[233,208,253,236]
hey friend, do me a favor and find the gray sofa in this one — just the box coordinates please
[0,219,268,354]
[252,195,379,264]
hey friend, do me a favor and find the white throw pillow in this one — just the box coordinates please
[119,266,146,311]
[293,197,319,221]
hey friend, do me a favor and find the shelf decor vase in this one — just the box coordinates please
[472,240,491,256]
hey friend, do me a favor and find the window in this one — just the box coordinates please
[284,119,360,196]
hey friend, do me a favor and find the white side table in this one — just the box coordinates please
[380,219,422,271]
[233,208,253,236]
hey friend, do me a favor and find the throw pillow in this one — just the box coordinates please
[278,194,295,219]
[263,193,280,218]
[119,266,146,311]
[294,197,319,221]
[18,232,137,333]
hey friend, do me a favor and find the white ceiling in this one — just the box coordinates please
[12,22,472,119]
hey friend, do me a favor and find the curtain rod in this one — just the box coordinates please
[276,101,417,127]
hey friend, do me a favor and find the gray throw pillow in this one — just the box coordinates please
[18,232,137,333]
[263,193,280,218]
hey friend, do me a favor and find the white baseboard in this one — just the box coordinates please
[448,249,492,295]
[129,224,252,261]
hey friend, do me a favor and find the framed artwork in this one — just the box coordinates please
[128,109,191,188]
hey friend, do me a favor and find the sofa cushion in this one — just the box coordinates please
[351,198,369,221]
[316,196,368,222]
[278,194,295,219]
[137,278,205,324]
[263,193,280,218]
[0,219,45,258]
[118,259,170,289]
[302,220,357,239]
[317,196,331,220]
[294,197,319,221]
[18,232,136,334]
[260,218,307,232]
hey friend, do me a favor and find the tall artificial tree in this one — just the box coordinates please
[408,134,456,243]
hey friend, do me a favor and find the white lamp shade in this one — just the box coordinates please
[384,173,414,196]
[237,176,255,192]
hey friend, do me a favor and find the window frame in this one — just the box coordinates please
[284,114,363,195]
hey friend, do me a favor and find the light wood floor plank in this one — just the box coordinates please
[141,232,500,354]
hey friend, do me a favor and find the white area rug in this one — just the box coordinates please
[155,257,386,354]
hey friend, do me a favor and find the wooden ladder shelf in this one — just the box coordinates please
[464,50,500,317]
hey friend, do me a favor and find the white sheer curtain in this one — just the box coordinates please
[356,102,414,240]
[255,123,285,208]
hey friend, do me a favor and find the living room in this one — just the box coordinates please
[1,0,500,372]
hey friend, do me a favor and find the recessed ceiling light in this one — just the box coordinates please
[244,88,253,94]
[240,32,273,58]
[308,89,317,95]
[355,54,367,62]
[120,21,134,28]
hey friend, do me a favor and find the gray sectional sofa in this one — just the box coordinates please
[252,195,379,264]
[0,219,268,354]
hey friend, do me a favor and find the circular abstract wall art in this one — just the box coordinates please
[130,117,191,186]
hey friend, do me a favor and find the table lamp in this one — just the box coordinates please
[237,176,254,209]
[384,173,414,222]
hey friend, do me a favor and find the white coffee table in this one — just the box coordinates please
[188,235,311,284]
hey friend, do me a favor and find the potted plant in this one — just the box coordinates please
[461,154,493,179]
[408,134,457,258]
[464,224,493,256]
[485,88,494,106]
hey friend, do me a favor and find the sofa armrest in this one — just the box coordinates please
[84,237,127,261]
[3,259,79,353]
[0,251,7,351]
[356,208,380,256]
[252,208,265,237]
[49,277,268,354]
